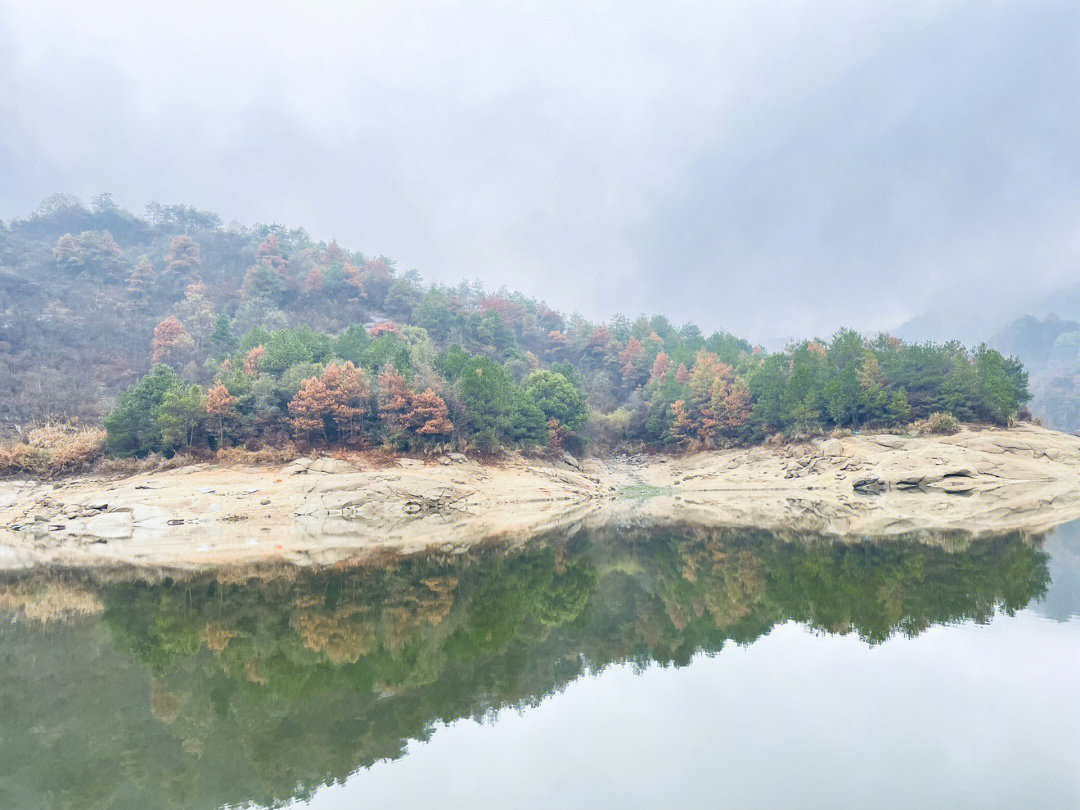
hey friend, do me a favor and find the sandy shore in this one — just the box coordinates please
[3,423,1080,570]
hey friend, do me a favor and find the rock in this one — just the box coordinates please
[870,435,907,450]
[286,458,313,475]
[852,476,886,493]
[820,438,845,457]
[308,457,357,474]
[562,451,581,470]
[449,452,468,463]
[438,456,452,465]
[939,478,975,494]
[130,505,171,524]
[83,510,134,539]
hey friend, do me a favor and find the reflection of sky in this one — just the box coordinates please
[1035,520,1080,623]
[295,598,1080,808]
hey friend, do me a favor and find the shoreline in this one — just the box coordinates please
[3,423,1080,571]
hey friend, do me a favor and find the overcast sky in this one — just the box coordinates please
[2,1,1077,342]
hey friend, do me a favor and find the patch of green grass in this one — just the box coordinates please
[618,484,675,501]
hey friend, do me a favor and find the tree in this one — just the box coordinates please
[151,316,194,364]
[378,366,453,445]
[524,371,588,431]
[126,257,155,301]
[650,351,671,384]
[166,235,201,274]
[208,314,236,359]
[104,365,185,456]
[619,336,645,380]
[91,192,118,214]
[289,362,369,444]
[254,235,287,270]
[259,330,315,375]
[158,385,205,451]
[243,345,266,376]
[204,382,239,446]
[411,389,454,438]
[333,324,370,365]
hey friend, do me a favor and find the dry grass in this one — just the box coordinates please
[212,443,300,466]
[0,424,106,478]
[912,411,961,435]
[92,452,192,477]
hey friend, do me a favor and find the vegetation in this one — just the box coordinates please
[0,196,1031,460]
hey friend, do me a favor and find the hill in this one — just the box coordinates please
[0,195,1031,461]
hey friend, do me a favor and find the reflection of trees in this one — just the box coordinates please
[0,528,1050,810]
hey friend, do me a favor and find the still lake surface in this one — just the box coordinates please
[2,521,1079,809]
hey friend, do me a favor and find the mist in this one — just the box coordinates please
[2,0,1077,342]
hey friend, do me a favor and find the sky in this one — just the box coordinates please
[1,0,1077,343]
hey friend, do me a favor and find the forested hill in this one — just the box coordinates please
[0,195,1030,458]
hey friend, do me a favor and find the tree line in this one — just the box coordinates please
[0,195,1030,456]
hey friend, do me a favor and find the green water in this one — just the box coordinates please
[1,523,1078,809]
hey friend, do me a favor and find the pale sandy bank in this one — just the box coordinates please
[3,423,1080,570]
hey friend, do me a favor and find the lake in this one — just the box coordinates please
[2,522,1078,809]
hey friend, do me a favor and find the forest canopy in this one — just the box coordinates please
[0,195,1030,457]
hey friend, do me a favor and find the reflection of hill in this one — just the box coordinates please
[0,527,1050,810]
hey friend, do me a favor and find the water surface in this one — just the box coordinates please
[1,523,1078,809]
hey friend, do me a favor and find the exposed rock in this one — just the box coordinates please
[870,435,907,449]
[307,458,357,475]
[82,510,134,539]
[4,424,1080,570]
[820,438,846,457]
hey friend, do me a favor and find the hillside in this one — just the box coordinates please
[1,195,1031,460]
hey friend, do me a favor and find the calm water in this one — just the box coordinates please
[2,522,1079,810]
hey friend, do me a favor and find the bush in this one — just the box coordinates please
[0,424,106,477]
[913,411,960,435]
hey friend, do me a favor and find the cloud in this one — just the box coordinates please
[1,0,1076,340]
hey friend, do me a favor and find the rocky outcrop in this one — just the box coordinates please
[2,424,1080,570]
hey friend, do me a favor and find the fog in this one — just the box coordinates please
[2,0,1077,341]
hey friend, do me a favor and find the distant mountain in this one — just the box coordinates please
[893,308,999,347]
[989,314,1080,433]
[989,314,1080,372]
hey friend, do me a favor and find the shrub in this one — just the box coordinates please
[0,424,106,478]
[913,411,960,435]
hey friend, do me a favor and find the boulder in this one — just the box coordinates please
[820,438,846,457]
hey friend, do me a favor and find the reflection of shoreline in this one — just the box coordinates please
[3,423,1080,572]
[0,525,1051,810]
[0,521,1048,600]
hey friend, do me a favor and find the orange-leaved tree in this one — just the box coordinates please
[289,362,369,444]
[242,345,266,376]
[151,316,193,364]
[378,365,453,446]
[204,382,238,447]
